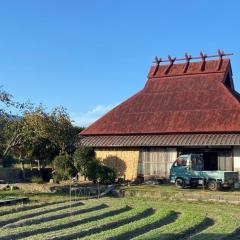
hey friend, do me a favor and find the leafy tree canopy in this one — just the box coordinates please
[73,146,95,177]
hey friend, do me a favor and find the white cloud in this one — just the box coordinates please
[71,103,117,127]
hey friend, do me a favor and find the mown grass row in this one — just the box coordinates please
[4,203,107,229]
[0,197,239,240]
[191,204,240,240]
[0,201,66,217]
[37,205,149,240]
[0,201,107,239]
[0,200,83,228]
[132,209,211,240]
[81,210,178,240]
[0,201,135,239]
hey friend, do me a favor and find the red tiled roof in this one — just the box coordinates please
[81,59,240,135]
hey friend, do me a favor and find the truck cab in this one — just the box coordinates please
[170,154,239,191]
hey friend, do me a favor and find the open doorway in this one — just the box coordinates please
[203,152,218,170]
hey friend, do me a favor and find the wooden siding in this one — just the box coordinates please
[95,148,139,180]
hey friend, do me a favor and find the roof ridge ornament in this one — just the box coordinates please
[152,56,162,76]
[217,49,224,71]
[153,50,233,65]
[183,53,192,73]
[199,51,207,71]
[164,55,176,75]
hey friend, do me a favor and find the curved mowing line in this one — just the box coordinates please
[0,204,111,240]
[106,211,179,240]
[4,203,108,230]
[0,201,83,228]
[0,201,66,217]
[1,205,132,240]
[221,227,240,240]
[176,217,215,240]
[45,208,155,240]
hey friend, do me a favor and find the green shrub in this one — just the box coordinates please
[99,165,116,184]
[52,154,75,181]
[86,158,116,184]
[73,146,95,178]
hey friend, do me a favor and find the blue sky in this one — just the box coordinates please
[0,0,240,126]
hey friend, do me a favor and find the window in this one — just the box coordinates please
[191,154,204,171]
[175,156,187,167]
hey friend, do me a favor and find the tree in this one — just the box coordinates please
[0,87,86,184]
[2,105,79,168]
[28,138,58,171]
[73,146,95,179]
[52,154,75,181]
[48,107,78,155]
[0,87,17,158]
[0,87,14,118]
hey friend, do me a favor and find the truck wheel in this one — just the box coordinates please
[175,178,185,189]
[207,180,220,191]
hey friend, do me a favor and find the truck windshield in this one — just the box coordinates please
[173,156,188,167]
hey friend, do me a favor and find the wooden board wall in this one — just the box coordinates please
[95,148,139,180]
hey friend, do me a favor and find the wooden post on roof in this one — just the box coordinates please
[152,56,161,76]
[199,51,207,72]
[217,49,224,71]
[164,55,176,75]
[183,53,192,73]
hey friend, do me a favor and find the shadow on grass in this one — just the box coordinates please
[222,227,240,240]
[0,201,83,228]
[178,217,215,240]
[0,204,112,240]
[48,208,155,240]
[142,233,239,240]
[0,201,66,217]
[107,211,179,240]
[5,203,108,228]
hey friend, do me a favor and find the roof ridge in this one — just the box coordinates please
[149,59,230,78]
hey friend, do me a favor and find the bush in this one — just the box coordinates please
[73,146,95,178]
[99,165,116,184]
[86,158,116,184]
[52,154,75,181]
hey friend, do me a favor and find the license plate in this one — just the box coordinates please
[198,179,203,184]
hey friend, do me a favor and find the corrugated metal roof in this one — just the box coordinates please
[81,59,240,136]
[79,134,240,147]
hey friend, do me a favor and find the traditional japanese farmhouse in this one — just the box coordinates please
[80,51,240,181]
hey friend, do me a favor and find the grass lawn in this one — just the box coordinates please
[0,186,239,240]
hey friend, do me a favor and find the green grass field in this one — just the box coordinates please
[0,187,239,240]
